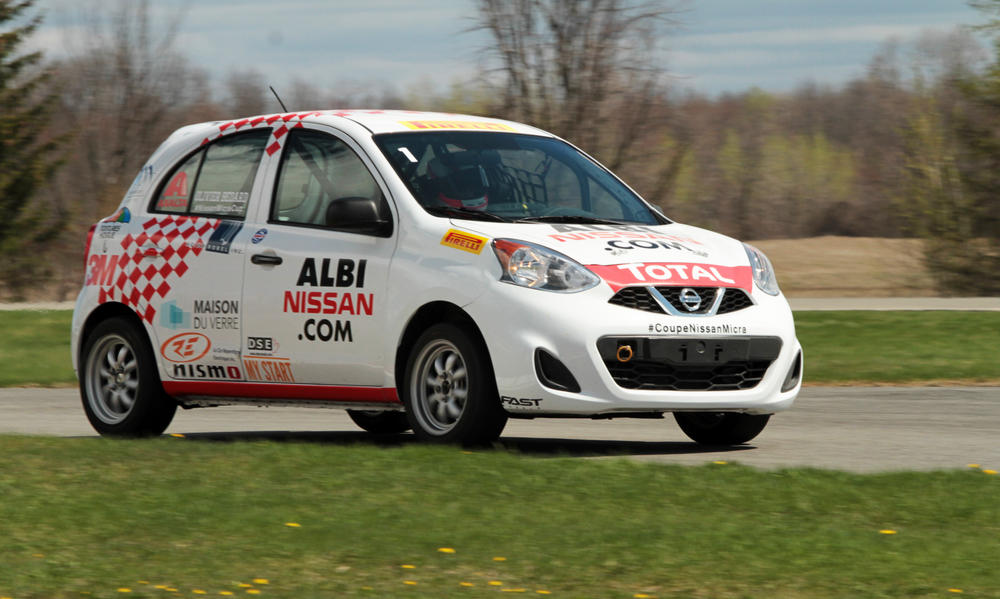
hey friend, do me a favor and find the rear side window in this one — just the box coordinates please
[152,130,269,218]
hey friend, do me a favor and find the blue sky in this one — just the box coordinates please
[31,0,990,97]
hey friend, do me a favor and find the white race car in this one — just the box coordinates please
[72,110,802,444]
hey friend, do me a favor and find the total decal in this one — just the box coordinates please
[283,257,373,343]
[587,262,753,293]
[86,215,222,325]
[546,224,705,246]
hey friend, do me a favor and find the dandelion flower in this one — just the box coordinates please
[155,585,169,590]
[948,590,963,594]
[502,589,527,593]
[401,565,416,569]
[493,557,507,562]
[252,579,269,585]
[117,589,132,593]
[634,594,653,598]
[967,464,980,469]
[404,581,418,586]
[137,581,149,585]
[193,591,207,595]
[536,591,551,595]
[246,591,260,595]
[170,433,185,438]
[460,582,474,587]
[219,592,234,596]
[237,584,253,589]
[712,461,727,465]
[489,581,503,586]
[984,469,998,475]
[285,522,301,528]
[438,547,456,554]
[879,530,897,535]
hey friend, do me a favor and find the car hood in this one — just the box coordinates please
[452,220,755,293]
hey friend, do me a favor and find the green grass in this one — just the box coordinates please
[1,310,999,387]
[0,310,74,387]
[795,311,1000,384]
[0,437,997,599]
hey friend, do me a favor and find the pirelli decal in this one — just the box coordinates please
[401,120,516,132]
[441,229,488,254]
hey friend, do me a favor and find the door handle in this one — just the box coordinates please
[251,253,283,266]
[140,245,160,258]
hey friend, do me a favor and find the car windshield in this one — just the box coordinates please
[373,131,667,225]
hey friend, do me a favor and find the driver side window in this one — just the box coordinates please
[272,129,385,229]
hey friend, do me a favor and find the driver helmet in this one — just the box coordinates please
[428,151,490,211]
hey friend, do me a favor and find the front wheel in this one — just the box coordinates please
[673,412,771,445]
[80,316,176,436]
[402,323,507,444]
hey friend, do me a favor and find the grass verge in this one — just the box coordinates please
[1,310,999,387]
[0,437,998,599]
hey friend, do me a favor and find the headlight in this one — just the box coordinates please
[743,243,780,296]
[492,239,600,292]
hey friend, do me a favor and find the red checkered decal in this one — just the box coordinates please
[201,111,324,157]
[98,216,220,323]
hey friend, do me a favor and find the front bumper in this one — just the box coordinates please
[468,281,803,416]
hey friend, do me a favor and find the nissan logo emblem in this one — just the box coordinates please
[679,288,702,311]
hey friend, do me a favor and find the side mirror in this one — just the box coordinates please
[325,196,393,237]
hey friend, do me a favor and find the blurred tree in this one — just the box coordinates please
[474,0,678,170]
[0,0,66,299]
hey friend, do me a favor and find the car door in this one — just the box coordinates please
[147,130,270,384]
[240,125,397,388]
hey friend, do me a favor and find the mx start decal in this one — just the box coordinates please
[87,215,221,324]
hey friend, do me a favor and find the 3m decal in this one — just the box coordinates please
[401,120,516,132]
[160,332,211,363]
[441,229,488,254]
[243,356,295,383]
[587,262,753,293]
[92,215,221,324]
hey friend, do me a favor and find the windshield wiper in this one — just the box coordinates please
[513,215,631,225]
[425,206,510,222]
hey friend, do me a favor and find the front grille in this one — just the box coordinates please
[608,286,664,313]
[597,336,781,391]
[716,288,754,314]
[608,286,754,316]
[606,359,772,391]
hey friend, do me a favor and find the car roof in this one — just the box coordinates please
[193,109,552,139]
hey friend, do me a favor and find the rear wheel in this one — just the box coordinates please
[674,412,770,445]
[402,323,507,444]
[80,317,176,436]
[347,410,410,435]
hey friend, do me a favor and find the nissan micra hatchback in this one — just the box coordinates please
[73,110,802,444]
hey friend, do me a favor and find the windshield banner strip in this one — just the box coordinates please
[587,262,753,293]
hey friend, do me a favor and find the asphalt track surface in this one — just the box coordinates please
[2,386,997,472]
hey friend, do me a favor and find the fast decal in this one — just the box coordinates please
[587,262,753,293]
[500,396,543,408]
[206,220,244,254]
[547,224,704,246]
[160,332,211,363]
[193,299,240,330]
[441,229,488,254]
[243,356,295,383]
[171,363,243,380]
[251,228,268,244]
[88,216,221,324]
[401,120,516,132]
[648,322,750,336]
[284,257,372,343]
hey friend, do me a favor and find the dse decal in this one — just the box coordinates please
[160,332,211,363]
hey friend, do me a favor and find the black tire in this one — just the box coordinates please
[347,410,411,435]
[79,316,176,436]
[674,412,771,445]
[401,323,507,444]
